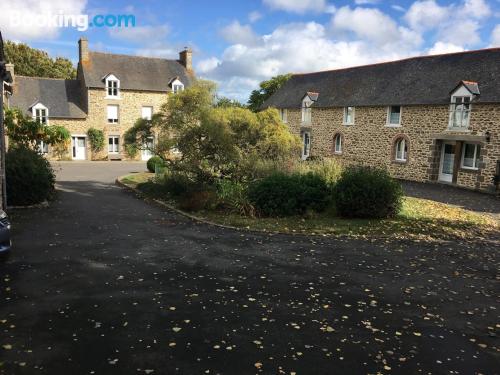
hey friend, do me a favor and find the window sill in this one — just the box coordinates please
[385,124,402,128]
[343,123,354,126]
[393,159,408,164]
[105,96,122,100]
[446,127,471,133]
[333,152,343,155]
[460,166,479,172]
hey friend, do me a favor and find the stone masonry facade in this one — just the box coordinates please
[285,103,500,192]
[47,89,169,161]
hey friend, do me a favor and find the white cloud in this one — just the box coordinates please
[463,0,491,19]
[263,0,329,13]
[249,11,263,23]
[354,0,380,4]
[427,41,465,55]
[197,57,221,74]
[109,25,170,44]
[391,5,406,12]
[332,6,422,48]
[219,21,260,46]
[404,0,450,31]
[491,24,500,46]
[0,0,87,40]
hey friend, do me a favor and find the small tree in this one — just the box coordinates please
[87,128,105,159]
[247,74,292,112]
[5,108,70,151]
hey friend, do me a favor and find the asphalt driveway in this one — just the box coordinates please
[1,162,498,375]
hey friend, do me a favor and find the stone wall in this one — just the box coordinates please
[284,103,500,192]
[47,88,169,161]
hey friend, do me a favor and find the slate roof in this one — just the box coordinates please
[10,77,86,119]
[80,52,193,92]
[263,48,500,109]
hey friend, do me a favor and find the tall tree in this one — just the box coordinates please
[247,74,292,112]
[4,41,76,79]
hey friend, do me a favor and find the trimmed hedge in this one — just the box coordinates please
[334,166,403,218]
[147,156,165,173]
[248,172,330,217]
[6,146,56,206]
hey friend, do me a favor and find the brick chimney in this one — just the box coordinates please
[79,37,89,63]
[179,48,192,72]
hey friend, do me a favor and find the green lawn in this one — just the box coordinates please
[119,173,498,241]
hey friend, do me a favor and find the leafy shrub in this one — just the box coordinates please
[292,159,342,187]
[216,179,254,216]
[87,128,105,154]
[334,166,403,218]
[6,146,56,206]
[160,172,197,198]
[147,156,165,173]
[248,173,330,217]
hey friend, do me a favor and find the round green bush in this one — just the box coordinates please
[248,172,330,217]
[147,156,165,173]
[6,146,56,206]
[334,166,403,218]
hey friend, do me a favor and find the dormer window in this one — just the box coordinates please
[32,103,48,125]
[449,96,471,129]
[448,81,479,130]
[170,78,184,94]
[301,96,313,124]
[105,74,120,98]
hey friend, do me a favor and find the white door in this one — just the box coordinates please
[439,142,455,183]
[141,137,154,161]
[301,132,311,160]
[72,136,86,160]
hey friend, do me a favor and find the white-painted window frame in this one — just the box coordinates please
[108,135,120,154]
[301,96,312,124]
[171,79,184,94]
[386,106,402,127]
[107,104,119,124]
[449,95,472,130]
[460,143,480,170]
[141,106,153,120]
[343,106,355,125]
[105,74,120,99]
[395,138,408,162]
[32,103,49,125]
[334,134,343,154]
[279,108,288,123]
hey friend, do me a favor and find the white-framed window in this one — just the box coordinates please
[301,131,311,160]
[279,108,288,123]
[449,96,471,129]
[387,106,401,126]
[37,141,49,154]
[461,143,480,170]
[108,136,120,154]
[141,106,153,120]
[171,79,184,94]
[105,74,120,98]
[302,97,312,124]
[334,134,343,154]
[107,105,119,123]
[32,103,48,125]
[343,106,354,125]
[395,138,408,162]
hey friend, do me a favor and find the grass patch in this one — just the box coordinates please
[120,173,498,241]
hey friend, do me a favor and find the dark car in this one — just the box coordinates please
[0,209,11,252]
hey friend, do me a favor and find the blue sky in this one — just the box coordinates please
[1,0,499,101]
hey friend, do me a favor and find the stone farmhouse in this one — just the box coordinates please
[6,38,194,161]
[264,49,500,193]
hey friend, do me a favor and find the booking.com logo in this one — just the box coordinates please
[8,12,136,31]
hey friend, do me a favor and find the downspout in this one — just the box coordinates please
[0,80,6,209]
